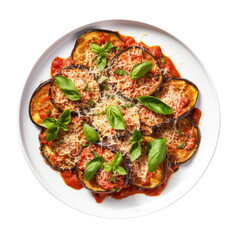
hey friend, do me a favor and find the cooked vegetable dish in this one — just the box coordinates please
[29,29,202,203]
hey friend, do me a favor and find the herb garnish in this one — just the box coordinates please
[104,152,127,175]
[129,61,153,80]
[114,68,129,76]
[83,124,99,143]
[136,96,173,115]
[177,140,186,149]
[90,41,115,71]
[84,156,104,181]
[55,76,81,101]
[147,138,167,172]
[106,105,125,130]
[129,130,143,162]
[40,109,71,141]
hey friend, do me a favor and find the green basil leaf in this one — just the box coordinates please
[93,110,106,116]
[129,61,153,80]
[57,109,71,125]
[136,96,173,115]
[102,41,114,52]
[59,124,68,131]
[147,138,167,172]
[130,129,143,143]
[85,81,93,92]
[46,109,51,116]
[129,142,141,162]
[97,56,107,71]
[104,163,113,172]
[55,76,81,101]
[46,126,60,142]
[113,152,122,166]
[106,105,125,130]
[83,124,99,143]
[177,140,186,149]
[115,166,127,175]
[84,156,104,181]
[40,117,57,129]
[160,55,165,64]
[90,43,102,54]
[102,83,109,90]
[114,68,129,76]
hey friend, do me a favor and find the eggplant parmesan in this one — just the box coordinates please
[39,117,88,171]
[108,46,163,100]
[50,65,100,113]
[29,29,202,203]
[75,144,129,192]
[29,80,61,126]
[152,118,200,165]
[71,30,123,73]
[140,78,198,131]
[129,136,169,189]
[89,93,140,139]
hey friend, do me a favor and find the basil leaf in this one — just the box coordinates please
[147,138,167,172]
[129,61,153,80]
[130,129,143,143]
[104,163,113,172]
[102,41,114,52]
[46,109,51,116]
[93,111,106,116]
[59,124,68,131]
[40,118,57,129]
[136,96,173,115]
[160,55,165,64]
[85,81,93,92]
[46,126,60,142]
[58,109,71,125]
[55,76,81,101]
[102,83,109,90]
[106,105,125,130]
[177,140,186,149]
[83,124,99,143]
[113,152,122,166]
[114,166,127,175]
[84,156,104,181]
[114,68,129,76]
[97,56,107,71]
[129,142,141,162]
[90,43,102,54]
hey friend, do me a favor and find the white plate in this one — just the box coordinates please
[19,20,220,218]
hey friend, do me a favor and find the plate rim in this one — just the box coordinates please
[18,19,221,218]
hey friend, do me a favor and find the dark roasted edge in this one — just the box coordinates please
[49,64,100,115]
[29,79,53,127]
[71,29,122,60]
[75,142,130,193]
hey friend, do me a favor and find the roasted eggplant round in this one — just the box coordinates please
[139,77,199,132]
[39,116,88,171]
[90,92,140,140]
[129,136,169,189]
[71,29,123,69]
[29,80,61,127]
[75,144,129,193]
[49,65,100,113]
[108,46,163,100]
[152,118,200,165]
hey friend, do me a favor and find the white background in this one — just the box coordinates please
[1,0,239,239]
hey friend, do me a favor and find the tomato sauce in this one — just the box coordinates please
[48,32,199,203]
[190,107,202,125]
[92,165,179,203]
[51,56,73,76]
[60,171,83,190]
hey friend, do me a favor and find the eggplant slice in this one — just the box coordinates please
[90,92,140,139]
[152,118,200,165]
[108,46,163,100]
[129,136,169,189]
[49,65,100,113]
[75,144,129,193]
[71,29,123,70]
[29,80,61,127]
[140,78,199,132]
[39,116,88,171]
